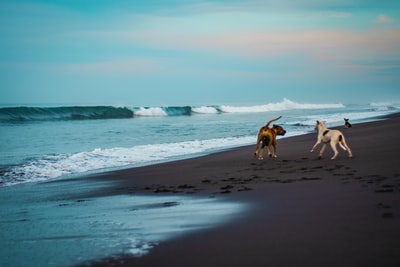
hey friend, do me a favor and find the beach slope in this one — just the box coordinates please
[80,114,400,267]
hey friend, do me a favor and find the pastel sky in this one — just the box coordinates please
[1,0,399,106]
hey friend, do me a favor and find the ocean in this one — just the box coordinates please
[0,98,399,267]
[1,98,398,187]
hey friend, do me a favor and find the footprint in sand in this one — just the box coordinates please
[238,186,252,192]
[382,213,394,218]
[377,203,394,219]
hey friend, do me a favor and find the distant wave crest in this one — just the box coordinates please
[369,102,398,111]
[0,99,345,122]
[219,99,344,113]
[133,99,344,117]
[0,106,134,122]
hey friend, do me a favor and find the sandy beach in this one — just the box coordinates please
[2,1,400,266]
[70,113,400,267]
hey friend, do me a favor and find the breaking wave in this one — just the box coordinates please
[0,99,345,122]
[0,106,134,122]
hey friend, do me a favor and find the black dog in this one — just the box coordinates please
[344,118,352,128]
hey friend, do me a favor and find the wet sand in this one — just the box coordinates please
[77,113,400,267]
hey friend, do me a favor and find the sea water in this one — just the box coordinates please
[0,98,399,267]
[0,98,398,186]
[0,178,247,267]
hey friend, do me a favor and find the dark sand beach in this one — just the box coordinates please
[74,114,400,267]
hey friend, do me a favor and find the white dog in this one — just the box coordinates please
[310,120,353,160]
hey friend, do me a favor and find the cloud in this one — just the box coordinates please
[309,12,352,19]
[86,6,399,67]
[3,0,400,78]
[341,63,400,72]
[123,27,400,64]
[57,58,169,75]
[376,14,393,24]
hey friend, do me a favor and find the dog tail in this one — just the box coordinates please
[265,116,282,127]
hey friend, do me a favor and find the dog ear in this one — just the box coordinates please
[316,120,319,124]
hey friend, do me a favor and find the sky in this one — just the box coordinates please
[0,0,399,107]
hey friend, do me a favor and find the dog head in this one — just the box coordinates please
[272,124,286,136]
[315,120,326,130]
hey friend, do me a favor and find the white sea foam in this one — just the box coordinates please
[370,101,399,111]
[2,136,256,186]
[192,106,219,114]
[134,107,167,116]
[300,110,396,127]
[116,99,346,117]
[370,101,398,107]
[219,98,344,113]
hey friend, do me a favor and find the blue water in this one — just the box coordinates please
[1,98,399,267]
[1,98,399,186]
[0,178,247,267]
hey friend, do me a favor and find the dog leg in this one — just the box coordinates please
[257,151,263,160]
[318,143,327,159]
[267,144,272,157]
[258,146,264,160]
[330,141,339,160]
[341,140,353,158]
[254,135,262,157]
[339,142,347,151]
[311,140,321,153]
[271,143,277,158]
[267,143,276,158]
[254,141,260,157]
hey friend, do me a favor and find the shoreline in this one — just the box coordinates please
[2,108,396,188]
[2,113,400,267]
[75,113,400,267]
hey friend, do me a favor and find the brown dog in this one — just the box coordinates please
[254,116,286,160]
